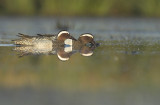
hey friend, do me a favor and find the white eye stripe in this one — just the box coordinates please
[81,34,93,38]
[57,53,69,61]
[57,31,69,37]
[81,52,93,56]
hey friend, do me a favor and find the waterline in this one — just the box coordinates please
[0,44,15,47]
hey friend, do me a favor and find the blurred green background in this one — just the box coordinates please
[0,0,160,17]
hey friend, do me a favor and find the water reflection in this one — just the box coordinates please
[14,44,98,61]
[13,31,99,61]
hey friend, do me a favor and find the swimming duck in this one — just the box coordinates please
[13,31,99,61]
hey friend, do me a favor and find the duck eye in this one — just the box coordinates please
[85,42,93,47]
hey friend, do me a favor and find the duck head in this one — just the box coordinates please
[56,31,99,61]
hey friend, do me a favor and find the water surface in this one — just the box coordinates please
[0,17,160,105]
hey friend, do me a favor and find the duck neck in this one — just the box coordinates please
[72,40,83,51]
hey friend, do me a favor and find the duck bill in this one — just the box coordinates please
[95,42,100,47]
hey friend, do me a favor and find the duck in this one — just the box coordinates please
[13,31,99,61]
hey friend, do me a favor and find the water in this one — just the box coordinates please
[0,17,160,105]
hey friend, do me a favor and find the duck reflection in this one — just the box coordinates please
[13,31,99,61]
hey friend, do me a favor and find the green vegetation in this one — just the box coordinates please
[0,0,160,16]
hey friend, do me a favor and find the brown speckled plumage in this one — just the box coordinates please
[14,33,57,46]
